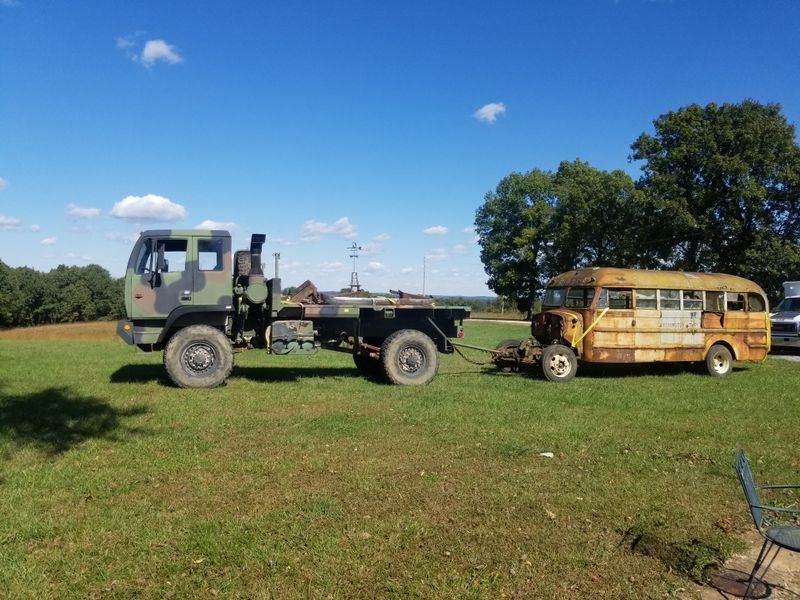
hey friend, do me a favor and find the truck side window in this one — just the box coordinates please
[198,239,223,271]
[134,241,152,274]
[158,239,187,272]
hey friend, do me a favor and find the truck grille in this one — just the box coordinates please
[772,322,798,334]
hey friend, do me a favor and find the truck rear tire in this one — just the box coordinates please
[381,329,439,385]
[163,325,233,388]
[541,344,577,382]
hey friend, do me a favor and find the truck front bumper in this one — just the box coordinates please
[117,320,135,345]
[771,335,800,349]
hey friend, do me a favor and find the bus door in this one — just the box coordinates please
[593,288,634,362]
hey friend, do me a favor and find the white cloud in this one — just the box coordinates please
[141,39,183,67]
[423,225,448,236]
[363,261,387,274]
[361,241,384,256]
[66,203,101,218]
[105,231,140,244]
[0,0,20,7]
[0,215,21,230]
[373,233,391,242]
[426,244,469,263]
[110,194,187,222]
[0,177,7,191]
[40,237,57,246]
[300,217,357,241]
[30,224,41,232]
[462,226,475,234]
[473,102,506,124]
[400,267,414,274]
[196,219,239,231]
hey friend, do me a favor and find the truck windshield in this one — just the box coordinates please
[542,287,566,307]
[775,298,800,312]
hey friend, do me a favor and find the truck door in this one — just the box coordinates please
[130,237,193,320]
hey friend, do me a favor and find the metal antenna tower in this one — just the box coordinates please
[348,242,363,292]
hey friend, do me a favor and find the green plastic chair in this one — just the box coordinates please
[735,449,800,598]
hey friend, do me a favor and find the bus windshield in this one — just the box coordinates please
[542,287,566,307]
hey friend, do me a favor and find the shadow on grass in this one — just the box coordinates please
[471,361,750,380]
[110,364,364,385]
[0,387,147,454]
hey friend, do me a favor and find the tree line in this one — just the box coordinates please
[475,100,800,315]
[0,261,125,328]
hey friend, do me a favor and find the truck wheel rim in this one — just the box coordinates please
[547,352,572,378]
[711,352,730,374]
[184,343,216,373]
[398,346,425,374]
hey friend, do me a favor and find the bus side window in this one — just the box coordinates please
[726,292,746,311]
[601,288,632,309]
[705,291,725,312]
[747,293,766,312]
[636,289,657,309]
[659,289,680,310]
[682,290,703,310]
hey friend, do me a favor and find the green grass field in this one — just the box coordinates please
[1,321,799,599]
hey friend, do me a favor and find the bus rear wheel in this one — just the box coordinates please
[541,344,577,382]
[705,344,732,377]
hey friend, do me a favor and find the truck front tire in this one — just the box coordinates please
[163,325,233,388]
[381,329,439,385]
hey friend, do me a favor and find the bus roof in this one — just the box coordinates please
[548,267,766,295]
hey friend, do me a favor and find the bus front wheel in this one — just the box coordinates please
[541,344,577,382]
[705,344,733,377]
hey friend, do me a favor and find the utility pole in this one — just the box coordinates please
[348,242,362,292]
[272,252,280,278]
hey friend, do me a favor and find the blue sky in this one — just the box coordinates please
[1,1,799,295]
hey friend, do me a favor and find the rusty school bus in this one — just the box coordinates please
[528,267,769,381]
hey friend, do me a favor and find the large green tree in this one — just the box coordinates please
[630,100,800,299]
[474,169,555,316]
[475,161,653,313]
[547,160,659,273]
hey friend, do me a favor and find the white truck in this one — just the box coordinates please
[770,281,800,349]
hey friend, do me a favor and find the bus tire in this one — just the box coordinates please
[541,344,577,382]
[381,329,439,385]
[163,325,233,388]
[705,344,732,377]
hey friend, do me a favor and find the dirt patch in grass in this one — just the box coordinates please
[0,321,118,341]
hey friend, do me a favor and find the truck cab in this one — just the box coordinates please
[117,229,235,349]
[770,281,800,349]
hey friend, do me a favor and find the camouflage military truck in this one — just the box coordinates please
[117,230,470,388]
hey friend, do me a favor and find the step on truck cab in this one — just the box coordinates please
[117,230,470,388]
